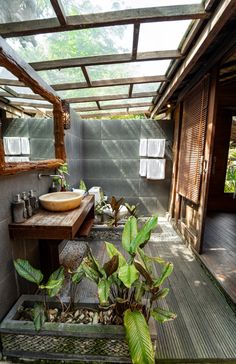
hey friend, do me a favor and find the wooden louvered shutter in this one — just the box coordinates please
[177,75,210,204]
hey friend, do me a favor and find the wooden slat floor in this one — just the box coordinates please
[76,218,236,363]
[201,212,236,305]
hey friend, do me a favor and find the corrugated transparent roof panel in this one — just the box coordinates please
[0,67,18,80]
[87,60,171,80]
[38,68,85,85]
[71,102,98,108]
[128,106,150,112]
[100,97,153,107]
[133,83,161,93]
[0,0,55,23]
[4,85,35,94]
[7,97,51,104]
[61,0,202,16]
[57,86,129,98]
[79,108,126,115]
[138,20,192,52]
[6,25,132,62]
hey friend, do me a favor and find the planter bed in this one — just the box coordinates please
[0,295,157,363]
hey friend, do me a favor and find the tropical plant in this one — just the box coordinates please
[76,216,176,364]
[53,162,70,191]
[14,260,65,331]
[104,196,125,227]
[125,202,139,218]
[79,179,87,192]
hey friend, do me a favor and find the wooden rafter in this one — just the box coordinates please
[0,4,208,38]
[76,101,152,112]
[132,23,140,60]
[9,101,53,109]
[50,0,67,26]
[79,110,150,118]
[151,0,236,117]
[30,50,182,71]
[65,91,157,103]
[53,75,167,91]
[81,66,92,86]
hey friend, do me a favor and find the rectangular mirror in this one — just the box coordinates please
[0,38,67,175]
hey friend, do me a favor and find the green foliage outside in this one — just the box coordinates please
[224,145,236,194]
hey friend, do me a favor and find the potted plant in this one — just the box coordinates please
[0,216,176,364]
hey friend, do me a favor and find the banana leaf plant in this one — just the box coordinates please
[75,216,176,364]
[14,260,65,331]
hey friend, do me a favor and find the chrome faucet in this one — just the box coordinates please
[38,173,64,190]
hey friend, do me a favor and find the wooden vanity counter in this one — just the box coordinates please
[9,195,94,277]
[9,195,94,240]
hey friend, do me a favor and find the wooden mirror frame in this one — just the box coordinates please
[0,36,66,175]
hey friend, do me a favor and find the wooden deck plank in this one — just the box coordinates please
[73,218,236,362]
[201,213,236,305]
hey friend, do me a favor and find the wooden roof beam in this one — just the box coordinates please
[132,23,140,60]
[75,101,152,112]
[10,101,53,109]
[0,36,60,105]
[0,4,208,38]
[79,110,150,118]
[30,50,182,71]
[65,91,157,103]
[151,0,236,117]
[50,0,67,26]
[53,75,167,91]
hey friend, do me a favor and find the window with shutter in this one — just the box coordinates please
[177,75,210,204]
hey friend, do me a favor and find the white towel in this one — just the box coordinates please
[5,156,22,163]
[139,139,147,157]
[139,159,147,177]
[20,157,30,162]
[147,139,165,158]
[147,159,166,180]
[21,137,30,155]
[3,137,21,155]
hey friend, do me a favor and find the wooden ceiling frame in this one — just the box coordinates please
[0,5,208,38]
[0,36,66,175]
[151,0,236,117]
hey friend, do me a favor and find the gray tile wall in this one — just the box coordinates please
[0,108,82,320]
[81,118,173,216]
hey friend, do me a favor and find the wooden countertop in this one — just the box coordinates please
[9,195,94,240]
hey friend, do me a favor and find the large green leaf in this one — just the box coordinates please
[103,255,119,277]
[72,265,84,284]
[151,307,177,323]
[41,267,65,297]
[134,281,145,303]
[118,264,139,288]
[130,216,158,254]
[14,259,43,286]
[98,278,111,305]
[33,303,45,332]
[105,242,126,267]
[81,262,100,283]
[124,309,155,364]
[122,217,138,254]
[134,260,153,285]
[86,248,105,277]
[152,288,169,301]
[153,262,173,287]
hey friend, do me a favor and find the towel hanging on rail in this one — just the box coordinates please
[147,139,165,158]
[147,159,166,180]
[139,159,147,177]
[139,139,147,157]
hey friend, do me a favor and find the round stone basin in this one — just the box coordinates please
[39,192,84,212]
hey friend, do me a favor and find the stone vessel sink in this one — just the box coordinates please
[39,192,84,212]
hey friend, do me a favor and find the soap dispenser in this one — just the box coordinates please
[12,194,26,223]
[29,190,39,214]
[22,191,33,218]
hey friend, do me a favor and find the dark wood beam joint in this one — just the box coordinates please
[132,23,140,60]
[50,0,67,26]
